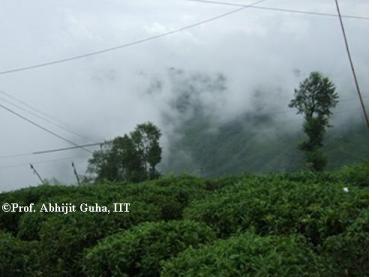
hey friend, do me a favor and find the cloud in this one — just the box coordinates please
[0,0,368,190]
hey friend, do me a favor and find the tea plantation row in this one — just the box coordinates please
[0,163,368,276]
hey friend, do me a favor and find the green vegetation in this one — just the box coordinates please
[83,220,215,277]
[289,72,339,171]
[162,114,368,177]
[88,122,162,183]
[0,231,40,276]
[161,233,330,277]
[0,163,367,276]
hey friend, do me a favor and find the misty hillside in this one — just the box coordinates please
[162,113,368,177]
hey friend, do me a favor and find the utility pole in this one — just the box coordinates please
[29,163,44,184]
[72,162,81,186]
[334,0,369,128]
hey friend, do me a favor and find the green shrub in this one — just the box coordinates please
[0,184,81,233]
[161,232,331,276]
[114,175,223,220]
[17,207,47,241]
[83,220,215,277]
[184,178,368,245]
[336,162,368,187]
[0,231,40,276]
[0,169,367,276]
[322,209,368,276]
[38,201,161,276]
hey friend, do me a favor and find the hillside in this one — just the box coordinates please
[0,163,368,276]
[161,112,368,176]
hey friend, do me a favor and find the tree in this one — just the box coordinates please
[130,123,162,179]
[87,122,162,183]
[289,72,338,171]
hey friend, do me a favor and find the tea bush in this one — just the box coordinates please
[336,162,368,187]
[322,209,368,276]
[184,178,368,245]
[83,220,215,277]
[0,167,367,276]
[161,232,331,277]
[38,201,161,276]
[0,231,40,276]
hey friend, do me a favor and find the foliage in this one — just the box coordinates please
[0,184,74,234]
[37,201,161,276]
[8,176,219,276]
[336,162,369,187]
[0,166,367,276]
[184,178,368,245]
[130,122,162,179]
[87,122,162,182]
[163,112,367,177]
[289,72,338,171]
[83,220,215,277]
[322,210,368,276]
[0,231,40,276]
[161,232,331,277]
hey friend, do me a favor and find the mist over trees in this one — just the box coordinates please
[158,69,366,176]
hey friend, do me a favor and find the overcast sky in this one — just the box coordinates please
[0,0,368,191]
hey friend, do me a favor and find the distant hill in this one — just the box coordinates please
[161,112,368,176]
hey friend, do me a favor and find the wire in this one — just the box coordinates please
[0,102,92,153]
[32,141,111,155]
[0,0,266,76]
[0,156,87,170]
[188,0,368,20]
[334,0,368,128]
[0,91,90,141]
[0,141,109,159]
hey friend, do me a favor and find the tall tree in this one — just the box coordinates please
[130,122,162,179]
[289,72,338,171]
[87,122,162,183]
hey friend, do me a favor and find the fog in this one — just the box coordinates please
[0,0,368,191]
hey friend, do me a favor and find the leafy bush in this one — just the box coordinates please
[0,231,40,276]
[0,184,86,233]
[184,178,368,245]
[161,232,331,276]
[0,167,367,276]
[336,162,368,187]
[38,201,161,276]
[83,220,215,277]
[322,209,368,276]
[2,176,215,241]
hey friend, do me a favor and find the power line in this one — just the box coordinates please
[0,102,92,153]
[33,141,110,155]
[334,0,369,128]
[0,141,108,159]
[0,91,90,141]
[188,0,368,20]
[0,0,266,76]
[0,156,86,170]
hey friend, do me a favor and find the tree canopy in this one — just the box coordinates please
[87,122,162,182]
[289,72,338,171]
